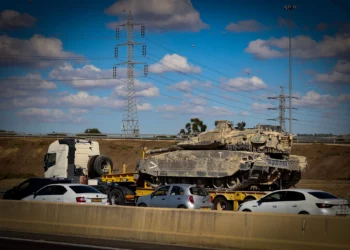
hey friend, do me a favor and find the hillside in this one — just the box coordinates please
[0,138,349,180]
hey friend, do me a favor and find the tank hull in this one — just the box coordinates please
[137,150,307,191]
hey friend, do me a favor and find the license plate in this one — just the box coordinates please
[91,198,102,202]
[200,207,211,210]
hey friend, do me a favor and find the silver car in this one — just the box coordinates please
[136,184,213,210]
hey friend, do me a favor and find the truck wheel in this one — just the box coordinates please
[213,197,232,211]
[88,155,99,178]
[109,188,125,205]
[93,155,113,177]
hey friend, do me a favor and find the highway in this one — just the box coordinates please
[0,230,222,250]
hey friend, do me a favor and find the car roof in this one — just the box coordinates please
[45,183,88,187]
[285,188,326,193]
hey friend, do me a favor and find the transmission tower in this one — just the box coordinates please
[113,11,148,135]
[267,86,298,133]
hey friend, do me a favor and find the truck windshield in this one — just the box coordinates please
[190,186,208,196]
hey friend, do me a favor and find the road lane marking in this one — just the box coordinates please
[0,236,131,250]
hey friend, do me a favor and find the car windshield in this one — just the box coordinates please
[190,186,208,196]
[69,185,100,194]
[308,192,338,199]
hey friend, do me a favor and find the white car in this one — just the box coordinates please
[22,184,108,205]
[238,189,349,216]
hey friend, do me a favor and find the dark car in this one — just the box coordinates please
[2,177,71,200]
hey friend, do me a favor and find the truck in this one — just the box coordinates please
[43,138,268,210]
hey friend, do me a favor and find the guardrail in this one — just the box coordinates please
[0,200,349,250]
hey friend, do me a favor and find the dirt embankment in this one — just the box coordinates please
[0,138,349,181]
[0,138,175,178]
[292,144,350,180]
[0,139,349,199]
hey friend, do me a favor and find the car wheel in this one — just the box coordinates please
[138,203,147,207]
[298,211,309,215]
[243,209,252,212]
[178,205,187,209]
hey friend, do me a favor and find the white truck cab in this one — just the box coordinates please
[43,139,112,183]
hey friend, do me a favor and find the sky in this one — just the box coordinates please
[0,0,349,135]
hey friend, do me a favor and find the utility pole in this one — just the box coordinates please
[284,4,296,134]
[113,11,148,135]
[268,86,298,133]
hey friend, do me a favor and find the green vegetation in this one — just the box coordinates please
[179,118,207,135]
[84,128,102,134]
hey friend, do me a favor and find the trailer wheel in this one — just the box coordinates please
[213,197,232,211]
[138,203,147,207]
[109,188,125,205]
[93,155,113,177]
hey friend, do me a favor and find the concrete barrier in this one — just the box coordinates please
[0,200,349,250]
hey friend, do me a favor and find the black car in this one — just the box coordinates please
[2,177,71,200]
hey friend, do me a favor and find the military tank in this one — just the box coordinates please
[136,120,307,191]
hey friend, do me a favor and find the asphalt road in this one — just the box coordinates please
[0,230,219,250]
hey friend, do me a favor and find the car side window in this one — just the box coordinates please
[284,191,305,201]
[262,191,285,202]
[170,186,184,196]
[17,181,30,191]
[153,186,170,196]
[50,185,67,195]
[36,186,52,196]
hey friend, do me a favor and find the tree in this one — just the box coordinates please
[84,128,101,134]
[235,121,246,131]
[179,118,207,135]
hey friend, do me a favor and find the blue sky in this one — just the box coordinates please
[0,0,349,135]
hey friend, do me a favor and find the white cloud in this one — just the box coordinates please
[137,103,153,111]
[16,108,84,124]
[105,0,209,32]
[0,35,83,68]
[314,60,350,84]
[252,102,274,112]
[293,91,349,108]
[245,34,350,59]
[156,93,234,117]
[69,108,88,115]
[50,63,127,89]
[226,19,268,32]
[334,60,350,74]
[170,80,193,92]
[0,10,37,30]
[149,54,201,74]
[113,79,159,98]
[221,76,268,91]
[0,73,56,98]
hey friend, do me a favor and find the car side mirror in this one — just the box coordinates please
[33,192,37,198]
[258,199,263,204]
[151,193,154,198]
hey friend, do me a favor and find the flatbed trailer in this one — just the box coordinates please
[92,171,268,211]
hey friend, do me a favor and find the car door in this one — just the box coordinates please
[255,191,287,213]
[149,185,170,208]
[34,186,52,201]
[166,185,185,208]
[48,185,68,202]
[283,191,306,214]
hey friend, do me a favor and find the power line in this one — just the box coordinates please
[141,49,350,120]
